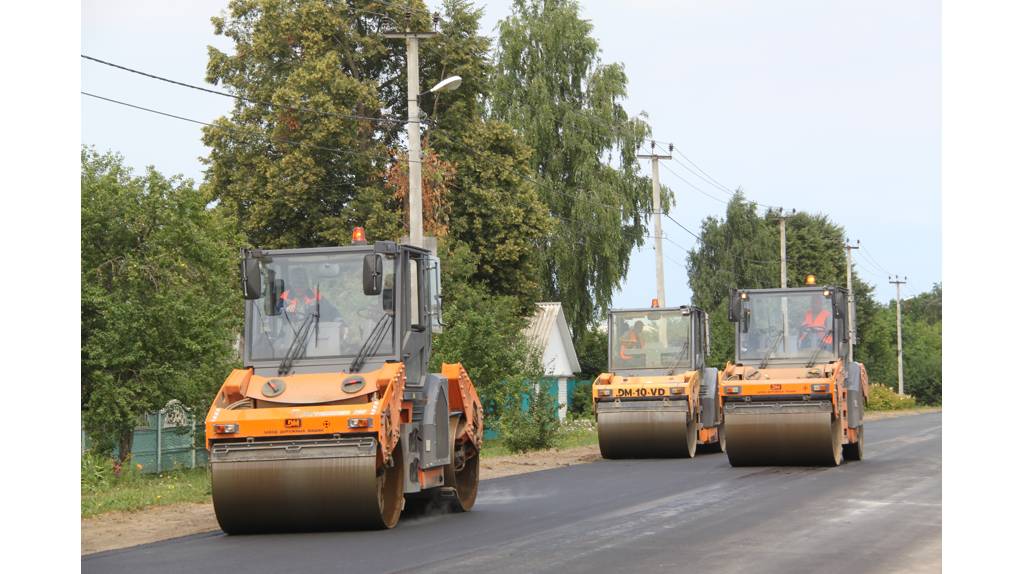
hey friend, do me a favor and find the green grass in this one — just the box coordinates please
[81,462,211,518]
[481,417,598,458]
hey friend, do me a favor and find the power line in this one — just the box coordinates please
[81,54,405,126]
[658,160,729,205]
[659,211,701,240]
[860,245,893,276]
[656,142,733,195]
[81,91,393,163]
[656,142,781,211]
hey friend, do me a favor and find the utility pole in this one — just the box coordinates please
[769,208,795,352]
[638,141,672,308]
[770,207,798,286]
[844,239,860,364]
[384,18,438,249]
[889,275,907,395]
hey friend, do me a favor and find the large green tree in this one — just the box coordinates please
[203,0,430,247]
[81,148,241,463]
[687,195,777,365]
[491,0,659,338]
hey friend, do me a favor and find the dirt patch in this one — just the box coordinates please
[82,502,218,555]
[480,444,602,480]
[83,408,938,555]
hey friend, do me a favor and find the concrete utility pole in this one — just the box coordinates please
[768,209,795,287]
[384,24,438,249]
[769,209,795,352]
[638,141,673,308]
[889,276,907,395]
[844,239,860,364]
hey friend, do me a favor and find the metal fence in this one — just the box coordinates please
[81,406,209,474]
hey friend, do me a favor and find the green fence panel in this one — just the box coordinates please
[81,408,210,474]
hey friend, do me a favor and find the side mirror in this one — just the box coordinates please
[728,290,741,322]
[363,254,383,296]
[264,271,283,317]
[741,308,751,334]
[241,256,261,300]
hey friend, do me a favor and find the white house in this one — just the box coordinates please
[523,302,581,420]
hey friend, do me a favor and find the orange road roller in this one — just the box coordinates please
[205,236,483,532]
[720,281,868,466]
[592,306,724,458]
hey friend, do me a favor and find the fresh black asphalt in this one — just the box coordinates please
[83,412,941,574]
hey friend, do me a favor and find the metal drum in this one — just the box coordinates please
[596,399,695,458]
[723,401,842,466]
[210,436,404,533]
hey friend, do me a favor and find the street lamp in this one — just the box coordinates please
[421,75,462,97]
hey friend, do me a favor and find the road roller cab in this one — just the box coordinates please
[205,237,483,532]
[592,306,724,458]
[721,284,868,466]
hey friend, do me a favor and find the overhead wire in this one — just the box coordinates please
[81,54,406,126]
[81,91,419,166]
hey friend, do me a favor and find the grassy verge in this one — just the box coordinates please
[481,417,598,458]
[82,466,211,518]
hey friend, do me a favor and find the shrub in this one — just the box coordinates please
[866,383,917,410]
[500,385,560,452]
[569,381,594,417]
[81,450,115,492]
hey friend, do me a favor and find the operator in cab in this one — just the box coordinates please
[799,296,833,350]
[618,320,646,365]
[278,267,341,320]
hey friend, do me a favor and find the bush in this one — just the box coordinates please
[81,450,115,493]
[569,381,594,417]
[500,385,560,452]
[866,383,917,410]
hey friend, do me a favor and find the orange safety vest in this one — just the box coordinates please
[801,309,833,345]
[280,289,321,312]
[619,330,643,360]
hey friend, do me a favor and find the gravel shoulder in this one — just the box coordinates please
[82,408,938,555]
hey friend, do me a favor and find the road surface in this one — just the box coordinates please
[83,412,941,574]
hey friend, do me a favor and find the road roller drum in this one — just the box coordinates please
[596,400,695,458]
[723,401,842,466]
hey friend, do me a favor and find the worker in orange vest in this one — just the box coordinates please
[799,296,833,349]
[618,320,646,363]
[278,267,339,320]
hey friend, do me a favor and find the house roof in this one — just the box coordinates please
[523,302,581,375]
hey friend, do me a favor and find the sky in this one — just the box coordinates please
[81,0,941,309]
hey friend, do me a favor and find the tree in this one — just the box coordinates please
[492,0,659,338]
[442,121,553,311]
[81,148,241,463]
[202,0,432,248]
[687,194,777,366]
